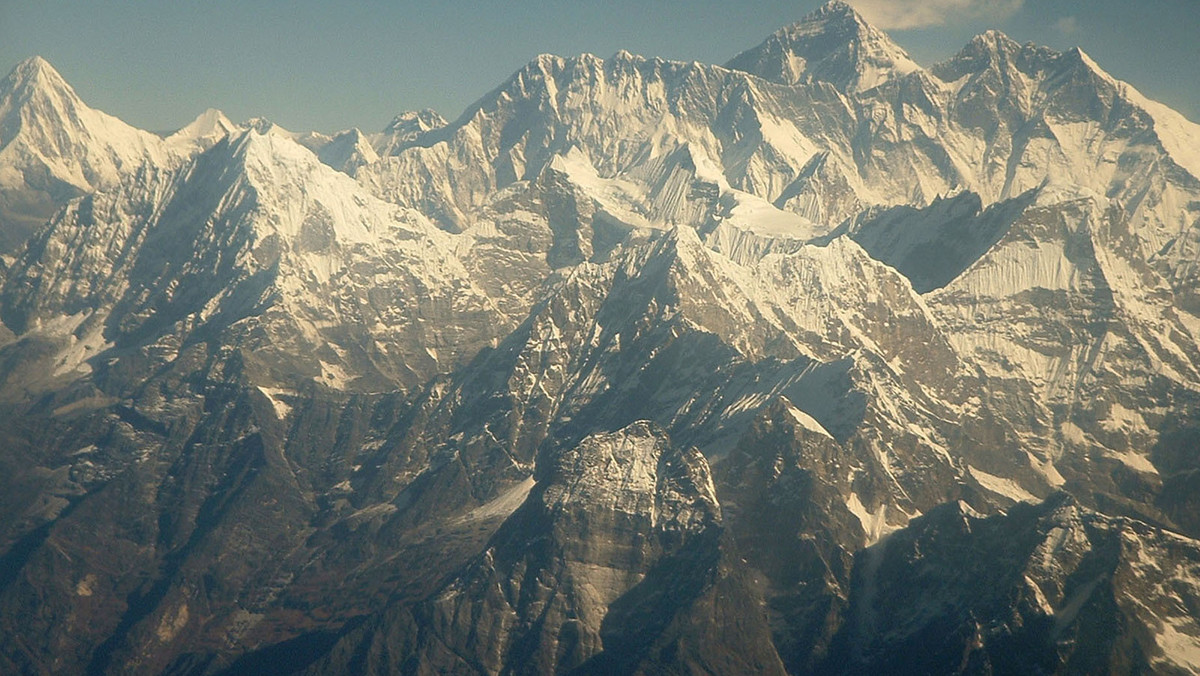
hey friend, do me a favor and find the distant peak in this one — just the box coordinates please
[382,109,446,143]
[385,109,445,134]
[242,117,301,138]
[189,108,234,129]
[245,117,275,134]
[531,53,564,70]
[374,109,448,155]
[971,29,1020,52]
[812,0,864,21]
[786,1,872,37]
[166,108,236,147]
[932,30,1058,82]
[959,29,1050,65]
[725,1,919,92]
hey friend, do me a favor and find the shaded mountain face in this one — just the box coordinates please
[0,1,1199,674]
[821,495,1200,675]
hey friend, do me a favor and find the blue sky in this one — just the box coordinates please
[1,1,1197,133]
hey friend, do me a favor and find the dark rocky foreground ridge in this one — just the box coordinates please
[1,2,1199,673]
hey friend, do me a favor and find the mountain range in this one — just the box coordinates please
[1,2,1198,673]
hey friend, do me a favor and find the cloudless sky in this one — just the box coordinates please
[1,1,1197,134]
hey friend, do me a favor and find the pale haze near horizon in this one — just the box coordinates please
[1,0,1196,134]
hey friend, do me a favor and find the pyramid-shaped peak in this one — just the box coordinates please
[165,108,237,150]
[2,55,97,149]
[223,126,316,178]
[317,126,380,174]
[0,55,171,201]
[811,0,867,21]
[178,108,235,134]
[778,1,882,45]
[9,55,60,79]
[3,56,77,97]
[725,1,920,93]
[194,107,233,125]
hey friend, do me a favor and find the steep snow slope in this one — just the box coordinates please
[354,49,867,231]
[1,130,507,395]
[929,185,1200,506]
[0,57,177,253]
[0,57,170,192]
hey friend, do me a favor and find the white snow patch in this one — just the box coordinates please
[52,319,112,378]
[456,477,537,524]
[317,360,351,389]
[1054,575,1105,633]
[257,387,294,419]
[1061,421,1087,445]
[1101,402,1147,433]
[724,392,771,418]
[1027,451,1067,488]
[1155,616,1200,672]
[847,492,896,544]
[721,189,826,239]
[968,466,1037,503]
[783,401,834,439]
[1106,450,1159,475]
[1110,67,1200,180]
[962,238,1078,295]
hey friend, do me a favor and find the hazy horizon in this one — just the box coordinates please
[2,0,1197,134]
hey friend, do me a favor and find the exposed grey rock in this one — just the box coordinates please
[820,494,1200,675]
[308,422,785,675]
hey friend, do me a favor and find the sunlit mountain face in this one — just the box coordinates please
[1,3,1199,674]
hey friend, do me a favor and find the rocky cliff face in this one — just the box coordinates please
[1,1,1199,674]
[308,423,783,675]
[821,494,1200,675]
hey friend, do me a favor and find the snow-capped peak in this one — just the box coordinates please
[0,55,169,193]
[2,55,72,98]
[1,55,88,142]
[316,127,379,173]
[928,32,1200,182]
[375,109,447,155]
[725,0,920,93]
[383,109,446,138]
[1066,46,1200,179]
[968,29,1021,55]
[244,116,289,136]
[165,108,236,151]
[931,29,1056,83]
